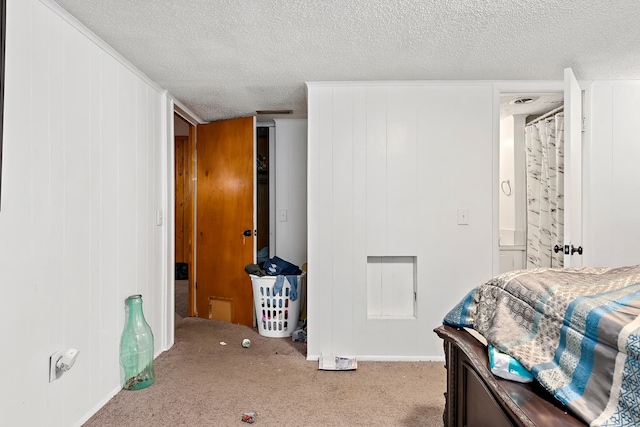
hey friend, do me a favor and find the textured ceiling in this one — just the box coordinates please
[53,0,640,123]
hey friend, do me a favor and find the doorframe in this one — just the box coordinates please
[174,114,196,317]
[563,68,584,268]
[172,100,204,322]
[580,83,594,267]
[494,76,590,273]
[172,107,259,325]
[256,121,276,258]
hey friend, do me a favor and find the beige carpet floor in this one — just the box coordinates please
[84,314,446,426]
[175,279,189,318]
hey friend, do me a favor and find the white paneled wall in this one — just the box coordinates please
[307,82,496,360]
[585,82,640,267]
[273,119,308,267]
[0,1,170,425]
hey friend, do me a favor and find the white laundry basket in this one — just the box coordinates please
[250,274,304,337]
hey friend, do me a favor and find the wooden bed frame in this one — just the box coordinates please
[434,325,587,427]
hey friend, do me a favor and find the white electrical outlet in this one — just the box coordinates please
[49,350,64,382]
[49,348,80,382]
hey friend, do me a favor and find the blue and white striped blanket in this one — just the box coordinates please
[444,265,640,426]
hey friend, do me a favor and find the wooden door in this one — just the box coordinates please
[196,116,255,326]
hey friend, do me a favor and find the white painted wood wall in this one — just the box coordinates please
[306,82,496,360]
[273,119,308,267]
[0,1,171,425]
[584,81,640,267]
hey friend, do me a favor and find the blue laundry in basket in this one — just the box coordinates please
[273,275,299,301]
[263,256,302,276]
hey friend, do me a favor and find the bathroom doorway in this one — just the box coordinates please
[498,91,564,273]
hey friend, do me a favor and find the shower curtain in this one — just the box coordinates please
[525,113,564,268]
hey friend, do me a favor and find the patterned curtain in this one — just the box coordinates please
[525,113,564,268]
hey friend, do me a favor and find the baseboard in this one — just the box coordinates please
[307,354,445,362]
[72,385,121,427]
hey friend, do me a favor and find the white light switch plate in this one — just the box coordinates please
[457,208,469,225]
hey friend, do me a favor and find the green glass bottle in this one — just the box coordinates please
[120,294,156,390]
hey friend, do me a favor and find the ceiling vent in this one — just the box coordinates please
[509,97,538,105]
[256,110,293,115]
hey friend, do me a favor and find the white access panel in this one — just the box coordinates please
[367,257,416,318]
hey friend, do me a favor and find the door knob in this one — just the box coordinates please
[243,229,252,237]
[571,245,583,255]
[554,244,570,254]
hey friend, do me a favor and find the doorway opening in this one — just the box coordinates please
[256,126,270,265]
[498,92,564,273]
[174,113,195,318]
[173,115,266,326]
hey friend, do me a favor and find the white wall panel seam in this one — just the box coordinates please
[329,87,334,353]
[29,2,46,421]
[384,87,389,256]
[61,19,69,382]
[87,36,99,402]
[414,92,419,317]
[96,48,105,396]
[351,87,357,348]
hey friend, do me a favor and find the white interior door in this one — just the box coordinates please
[563,68,583,267]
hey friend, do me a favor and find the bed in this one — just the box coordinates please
[435,265,640,427]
